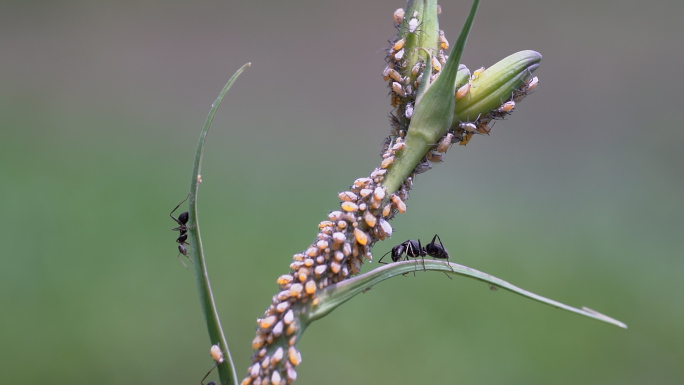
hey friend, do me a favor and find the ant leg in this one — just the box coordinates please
[378,250,392,264]
[431,234,455,275]
[170,194,190,223]
[200,364,218,385]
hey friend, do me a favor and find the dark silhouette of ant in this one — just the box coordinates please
[170,195,191,266]
[379,234,454,276]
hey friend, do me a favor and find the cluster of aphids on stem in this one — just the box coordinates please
[442,71,539,149]
[383,6,539,167]
[242,167,410,385]
[384,6,449,143]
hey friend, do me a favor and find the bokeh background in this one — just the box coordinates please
[2,0,683,384]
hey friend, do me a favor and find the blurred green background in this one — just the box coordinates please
[1,0,683,384]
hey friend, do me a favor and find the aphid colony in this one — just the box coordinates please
[384,8,450,141]
[384,8,539,158]
[429,73,539,151]
[242,150,412,385]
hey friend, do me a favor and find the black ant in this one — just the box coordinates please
[379,234,454,276]
[170,195,192,266]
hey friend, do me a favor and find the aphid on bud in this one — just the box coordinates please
[271,371,282,385]
[354,228,369,245]
[526,76,539,93]
[390,194,407,213]
[393,8,405,26]
[437,4,442,14]
[390,142,405,153]
[305,280,316,295]
[277,274,294,285]
[393,48,405,61]
[411,61,423,76]
[353,178,372,188]
[438,30,449,50]
[386,68,402,83]
[472,66,485,78]
[459,122,477,132]
[408,12,420,33]
[382,66,391,81]
[438,51,447,67]
[341,201,359,212]
[456,82,471,100]
[405,103,414,119]
[392,38,406,52]
[431,55,442,72]
[259,315,277,329]
[498,100,515,114]
[288,346,302,366]
[392,82,406,97]
[436,132,454,153]
[338,192,358,203]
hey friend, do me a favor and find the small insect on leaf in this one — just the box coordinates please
[456,82,471,100]
[393,8,405,27]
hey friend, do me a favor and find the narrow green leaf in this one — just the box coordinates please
[184,62,251,385]
[307,260,627,330]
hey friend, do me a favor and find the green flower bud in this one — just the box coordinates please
[453,50,542,124]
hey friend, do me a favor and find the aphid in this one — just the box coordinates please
[378,234,454,274]
[411,61,423,76]
[498,100,515,114]
[431,55,442,72]
[459,122,477,132]
[201,345,225,385]
[438,30,449,50]
[393,8,405,26]
[392,82,406,97]
[197,174,203,183]
[170,195,192,265]
[392,38,406,53]
[437,4,442,14]
[472,66,485,78]
[393,48,405,61]
[436,132,454,153]
[437,51,447,67]
[408,12,420,33]
[210,344,224,363]
[386,68,403,83]
[456,82,471,100]
[405,103,414,119]
[526,76,539,93]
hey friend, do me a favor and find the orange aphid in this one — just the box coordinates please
[456,82,471,99]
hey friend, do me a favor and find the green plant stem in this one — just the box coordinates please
[186,62,250,385]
